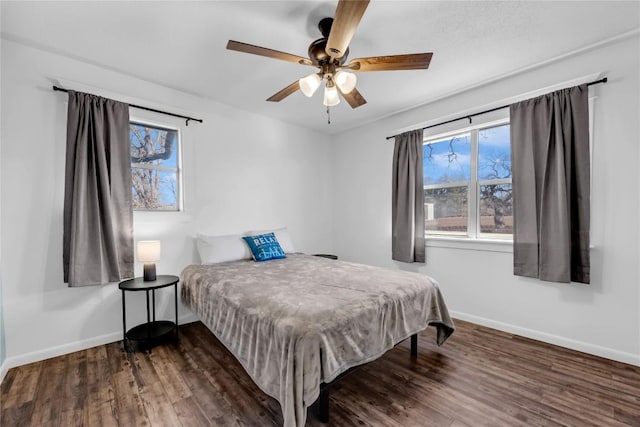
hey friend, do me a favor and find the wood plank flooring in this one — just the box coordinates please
[2,319,639,426]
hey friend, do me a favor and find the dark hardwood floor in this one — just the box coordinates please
[2,319,639,426]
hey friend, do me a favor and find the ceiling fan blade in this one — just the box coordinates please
[227,40,313,66]
[325,0,370,59]
[338,86,367,109]
[266,81,301,102]
[347,53,433,72]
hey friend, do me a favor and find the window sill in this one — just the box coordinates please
[426,236,513,253]
[134,210,193,223]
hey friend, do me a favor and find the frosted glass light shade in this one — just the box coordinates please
[334,71,357,94]
[137,240,161,262]
[323,85,340,107]
[299,73,322,97]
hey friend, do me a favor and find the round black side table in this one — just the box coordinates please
[119,274,179,353]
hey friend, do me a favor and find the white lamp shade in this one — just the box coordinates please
[334,71,357,94]
[323,85,340,107]
[299,73,322,97]
[137,240,161,262]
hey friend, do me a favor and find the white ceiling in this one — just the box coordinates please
[2,1,639,134]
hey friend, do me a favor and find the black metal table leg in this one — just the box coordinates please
[174,282,179,343]
[122,290,128,352]
[146,289,151,353]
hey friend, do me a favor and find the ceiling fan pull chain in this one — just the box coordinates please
[326,106,331,124]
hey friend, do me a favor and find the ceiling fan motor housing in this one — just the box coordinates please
[308,18,349,66]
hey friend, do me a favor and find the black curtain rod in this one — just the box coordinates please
[53,86,203,126]
[385,77,607,140]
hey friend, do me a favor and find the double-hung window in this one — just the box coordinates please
[423,120,512,239]
[130,121,182,211]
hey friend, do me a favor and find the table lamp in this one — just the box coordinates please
[137,240,161,281]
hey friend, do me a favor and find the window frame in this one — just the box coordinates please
[423,117,512,241]
[130,118,184,212]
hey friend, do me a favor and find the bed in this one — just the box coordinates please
[181,253,454,427]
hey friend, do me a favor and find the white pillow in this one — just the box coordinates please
[196,233,252,264]
[245,227,296,253]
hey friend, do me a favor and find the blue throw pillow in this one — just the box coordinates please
[242,233,286,262]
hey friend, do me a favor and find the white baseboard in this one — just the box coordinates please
[178,313,199,324]
[0,359,8,384]
[4,331,123,373]
[0,313,199,379]
[450,310,640,367]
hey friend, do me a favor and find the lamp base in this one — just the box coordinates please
[143,263,157,281]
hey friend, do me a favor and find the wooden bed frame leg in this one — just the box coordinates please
[411,333,418,358]
[319,386,330,423]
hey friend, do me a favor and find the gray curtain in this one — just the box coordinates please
[510,84,590,284]
[392,129,425,263]
[63,91,134,287]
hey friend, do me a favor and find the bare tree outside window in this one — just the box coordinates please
[130,122,181,211]
[478,125,512,235]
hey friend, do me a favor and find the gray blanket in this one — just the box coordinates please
[181,254,454,426]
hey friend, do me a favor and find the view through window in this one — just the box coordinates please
[423,121,512,239]
[130,121,182,211]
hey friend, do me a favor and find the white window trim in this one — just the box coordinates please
[424,182,468,190]
[426,235,513,253]
[130,117,184,212]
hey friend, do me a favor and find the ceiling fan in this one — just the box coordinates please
[226,0,432,111]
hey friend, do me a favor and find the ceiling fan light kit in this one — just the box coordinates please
[323,80,340,107]
[299,73,322,97]
[334,70,357,94]
[226,0,433,121]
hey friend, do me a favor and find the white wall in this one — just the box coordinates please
[0,6,6,379]
[0,38,333,368]
[0,281,5,381]
[0,102,4,379]
[331,34,640,366]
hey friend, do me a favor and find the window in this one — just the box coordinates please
[423,120,512,239]
[130,121,182,211]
